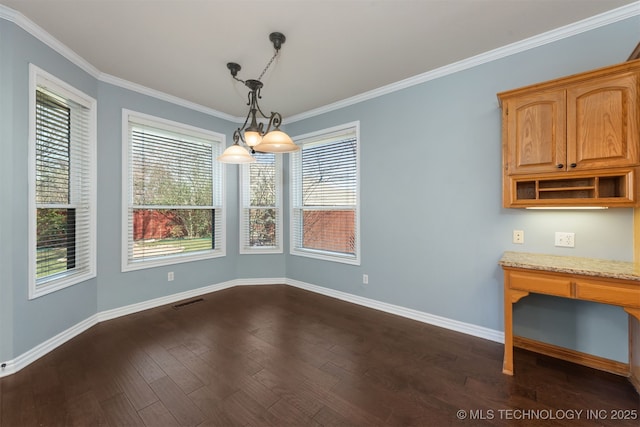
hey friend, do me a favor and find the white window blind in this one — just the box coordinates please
[240,152,282,253]
[30,65,96,298]
[123,112,224,270]
[290,123,360,264]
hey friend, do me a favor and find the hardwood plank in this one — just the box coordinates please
[113,362,159,410]
[29,363,68,426]
[188,386,238,426]
[128,350,166,384]
[265,397,316,426]
[229,372,280,410]
[252,367,325,418]
[64,391,109,427]
[0,384,38,426]
[149,375,205,426]
[219,390,273,427]
[313,405,371,427]
[167,344,241,402]
[144,342,204,394]
[100,393,145,426]
[82,361,123,403]
[137,401,180,427]
[256,364,385,426]
[1,285,638,427]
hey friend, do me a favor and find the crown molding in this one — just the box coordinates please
[286,1,640,123]
[0,4,239,123]
[2,2,639,126]
[98,72,238,122]
[0,4,100,78]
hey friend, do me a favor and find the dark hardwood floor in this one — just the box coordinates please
[1,285,638,426]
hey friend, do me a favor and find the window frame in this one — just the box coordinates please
[121,110,226,272]
[289,121,361,265]
[28,64,97,299]
[239,152,283,254]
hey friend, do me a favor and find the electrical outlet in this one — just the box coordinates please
[513,230,524,244]
[362,274,369,285]
[555,232,575,248]
[168,272,174,281]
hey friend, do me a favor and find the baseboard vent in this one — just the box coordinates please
[172,298,204,309]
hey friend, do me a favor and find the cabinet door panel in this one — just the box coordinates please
[567,72,639,169]
[505,91,566,174]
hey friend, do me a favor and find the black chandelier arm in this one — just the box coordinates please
[254,103,270,120]
[246,86,261,108]
[264,112,283,133]
[232,128,255,153]
[232,129,244,145]
[246,88,274,122]
[238,105,253,131]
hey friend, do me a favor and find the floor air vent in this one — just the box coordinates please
[172,298,204,309]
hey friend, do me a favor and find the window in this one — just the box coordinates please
[240,152,282,253]
[29,65,97,299]
[122,111,225,271]
[290,122,360,264]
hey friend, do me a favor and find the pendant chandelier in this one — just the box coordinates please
[217,32,299,164]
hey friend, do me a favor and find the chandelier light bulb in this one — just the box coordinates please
[244,130,262,147]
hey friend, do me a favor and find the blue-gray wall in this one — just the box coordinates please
[94,83,240,312]
[1,20,100,361]
[1,10,638,366]
[0,13,15,363]
[283,16,639,362]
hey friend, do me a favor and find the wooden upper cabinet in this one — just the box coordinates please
[502,63,640,175]
[499,59,640,208]
[503,90,566,174]
[567,71,639,169]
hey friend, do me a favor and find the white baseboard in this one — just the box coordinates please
[235,277,288,287]
[0,278,502,378]
[0,280,236,378]
[1,314,98,377]
[285,279,504,344]
[96,280,238,322]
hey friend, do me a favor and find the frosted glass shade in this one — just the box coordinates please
[257,130,299,153]
[217,144,256,163]
[244,130,262,147]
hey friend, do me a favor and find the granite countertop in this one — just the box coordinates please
[499,251,640,282]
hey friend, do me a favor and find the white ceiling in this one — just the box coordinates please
[2,0,638,119]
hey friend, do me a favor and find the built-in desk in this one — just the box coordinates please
[499,251,640,393]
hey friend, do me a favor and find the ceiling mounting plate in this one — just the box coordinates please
[269,32,286,51]
[227,62,241,77]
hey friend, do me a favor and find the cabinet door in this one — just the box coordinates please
[504,90,566,174]
[567,72,639,170]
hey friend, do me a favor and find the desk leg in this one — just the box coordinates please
[625,308,640,394]
[503,289,514,375]
[502,273,529,376]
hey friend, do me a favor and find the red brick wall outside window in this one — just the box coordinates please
[302,210,355,254]
[133,210,177,240]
